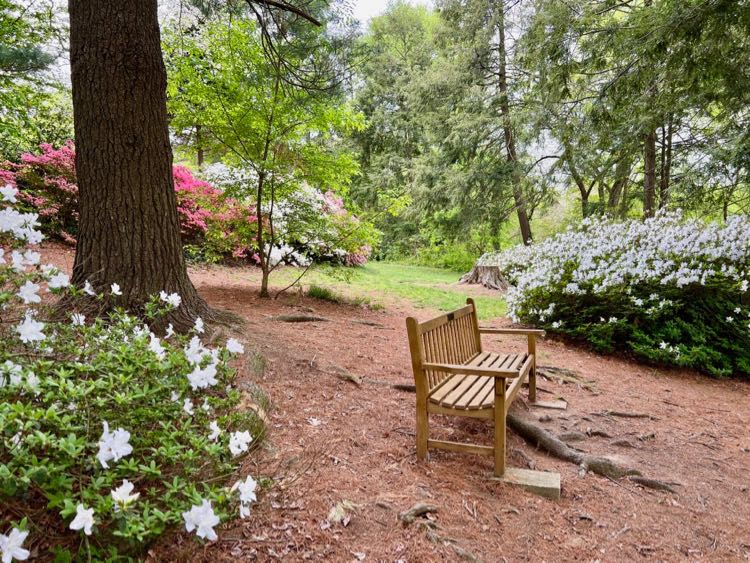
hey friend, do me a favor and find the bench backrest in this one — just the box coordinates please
[406,298,482,393]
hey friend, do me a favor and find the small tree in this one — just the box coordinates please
[166,17,364,296]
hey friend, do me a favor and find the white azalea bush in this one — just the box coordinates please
[485,211,750,377]
[0,185,264,560]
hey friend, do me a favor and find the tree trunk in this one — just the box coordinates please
[565,151,592,217]
[196,124,205,170]
[608,156,632,213]
[68,0,210,329]
[659,115,673,209]
[643,129,657,218]
[496,1,533,245]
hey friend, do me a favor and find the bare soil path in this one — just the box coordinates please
[43,249,750,561]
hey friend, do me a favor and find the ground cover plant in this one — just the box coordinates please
[0,184,264,560]
[483,212,750,377]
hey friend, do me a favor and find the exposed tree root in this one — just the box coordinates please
[399,502,438,526]
[459,265,508,290]
[272,314,330,323]
[629,476,679,493]
[506,412,640,479]
[598,410,655,420]
[538,365,597,392]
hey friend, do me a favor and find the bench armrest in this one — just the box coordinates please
[421,362,519,378]
[479,327,545,336]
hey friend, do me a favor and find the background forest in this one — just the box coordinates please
[3,0,749,272]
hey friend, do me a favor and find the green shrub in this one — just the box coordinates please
[484,212,750,377]
[0,184,263,560]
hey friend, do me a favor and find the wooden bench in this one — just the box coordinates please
[406,298,544,477]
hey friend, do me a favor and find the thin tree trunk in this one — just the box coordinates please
[496,1,532,244]
[643,129,657,218]
[196,124,205,170]
[659,115,673,209]
[608,156,632,213]
[565,151,592,217]
[68,0,210,329]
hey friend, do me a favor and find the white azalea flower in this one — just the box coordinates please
[201,399,211,412]
[17,281,40,304]
[208,421,221,441]
[48,272,70,290]
[83,280,96,296]
[111,480,140,512]
[231,475,258,519]
[25,372,40,393]
[184,336,209,365]
[307,417,322,427]
[170,391,180,402]
[149,333,166,360]
[734,307,741,314]
[194,317,205,334]
[69,504,95,535]
[182,499,220,541]
[0,184,17,203]
[71,313,86,326]
[16,313,45,344]
[1,361,23,387]
[159,291,182,308]
[165,323,175,338]
[726,316,734,322]
[659,341,669,350]
[110,283,122,296]
[186,362,218,390]
[228,430,253,456]
[183,398,194,415]
[96,422,133,468]
[226,338,244,354]
[22,250,40,266]
[0,527,30,562]
[10,251,24,272]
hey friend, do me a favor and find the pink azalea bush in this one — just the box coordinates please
[2,142,374,266]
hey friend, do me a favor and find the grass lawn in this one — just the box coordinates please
[265,261,507,320]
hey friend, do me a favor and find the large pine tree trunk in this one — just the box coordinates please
[496,1,533,245]
[68,0,210,328]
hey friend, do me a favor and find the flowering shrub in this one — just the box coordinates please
[205,164,378,267]
[0,184,264,560]
[484,212,750,377]
[3,144,375,268]
[2,141,79,245]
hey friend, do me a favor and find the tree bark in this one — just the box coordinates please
[643,129,657,218]
[196,124,205,170]
[68,0,211,328]
[659,115,673,209]
[496,1,533,245]
[607,156,632,214]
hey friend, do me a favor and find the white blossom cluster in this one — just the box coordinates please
[0,184,258,552]
[478,211,750,323]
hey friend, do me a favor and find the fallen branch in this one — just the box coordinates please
[272,315,330,323]
[399,502,438,526]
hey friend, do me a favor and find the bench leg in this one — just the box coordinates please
[416,396,428,461]
[494,379,506,477]
[528,336,537,403]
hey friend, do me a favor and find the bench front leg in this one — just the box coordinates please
[528,334,537,403]
[494,377,506,477]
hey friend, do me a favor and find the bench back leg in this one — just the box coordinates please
[494,378,506,477]
[407,317,429,460]
[528,334,537,403]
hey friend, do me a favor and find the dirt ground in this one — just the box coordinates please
[44,249,750,562]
